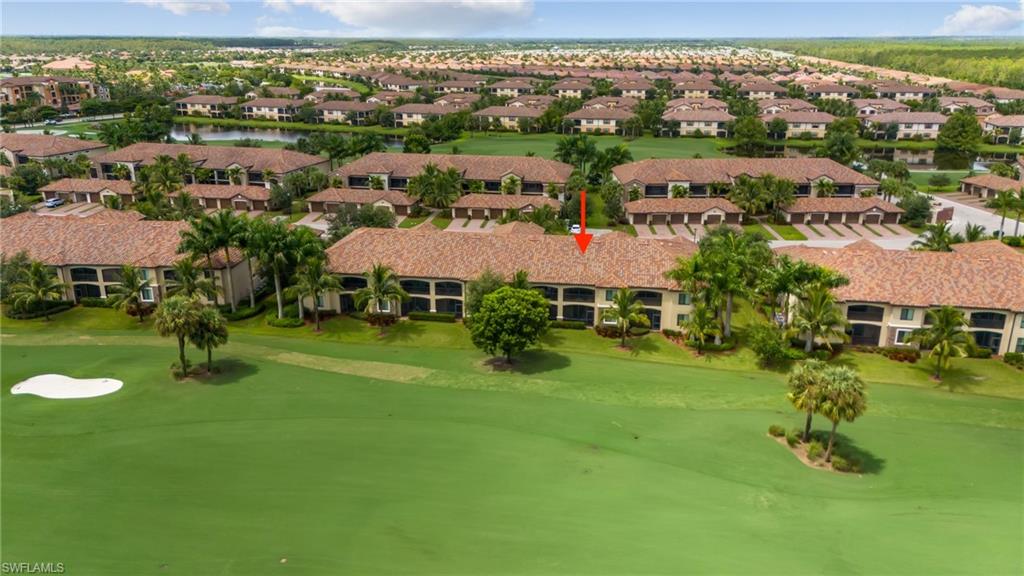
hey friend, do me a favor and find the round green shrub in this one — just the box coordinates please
[768,424,786,437]
[806,441,825,461]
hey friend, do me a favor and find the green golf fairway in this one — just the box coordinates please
[2,331,1022,575]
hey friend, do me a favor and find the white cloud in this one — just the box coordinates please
[935,2,1024,35]
[268,0,534,37]
[126,0,230,16]
[263,0,292,12]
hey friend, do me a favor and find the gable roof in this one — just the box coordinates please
[625,197,742,214]
[960,173,1021,192]
[761,111,836,124]
[325,227,696,289]
[612,158,878,187]
[0,134,106,157]
[472,105,544,119]
[91,143,325,174]
[40,178,134,195]
[307,187,417,206]
[784,196,903,214]
[451,193,560,210]
[180,184,271,201]
[333,152,573,184]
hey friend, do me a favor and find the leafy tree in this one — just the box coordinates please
[748,321,793,368]
[792,284,848,353]
[987,162,1020,180]
[465,268,506,315]
[327,204,397,242]
[500,175,521,195]
[927,173,951,189]
[292,257,341,332]
[988,190,1017,236]
[728,175,767,215]
[937,109,983,155]
[8,260,66,320]
[963,222,987,242]
[247,218,293,318]
[470,286,550,363]
[817,129,860,166]
[766,117,788,140]
[731,116,769,157]
[817,366,867,462]
[898,192,932,228]
[908,306,973,380]
[354,263,409,334]
[154,295,203,376]
[407,164,462,208]
[815,179,837,198]
[403,132,432,154]
[681,303,721,354]
[8,163,50,195]
[105,264,149,323]
[508,269,531,290]
[554,134,599,174]
[189,307,228,373]
[787,359,827,442]
[0,251,31,304]
[600,288,649,347]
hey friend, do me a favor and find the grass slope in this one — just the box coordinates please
[432,132,731,159]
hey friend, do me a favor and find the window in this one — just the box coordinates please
[605,289,615,301]
[377,300,391,313]
[70,267,98,282]
[101,268,123,283]
[140,287,154,302]
[899,308,914,321]
[163,270,178,283]
[1016,338,1024,353]
[894,329,912,345]
[677,293,691,305]
[676,314,689,326]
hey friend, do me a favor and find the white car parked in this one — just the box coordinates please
[44,197,65,208]
[570,224,582,234]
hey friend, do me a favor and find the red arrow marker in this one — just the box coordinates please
[574,188,593,254]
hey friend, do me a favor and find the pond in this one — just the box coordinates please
[170,124,405,148]
[763,144,1018,171]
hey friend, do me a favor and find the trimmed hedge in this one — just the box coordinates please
[768,424,786,437]
[4,300,75,320]
[1004,352,1024,370]
[222,303,265,321]
[265,313,304,328]
[968,347,993,359]
[365,312,398,327]
[550,320,586,330]
[408,311,456,323]
[79,297,112,308]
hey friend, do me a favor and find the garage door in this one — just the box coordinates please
[704,214,722,225]
[863,213,882,225]
[651,214,668,225]
[670,214,685,225]
[808,213,826,225]
[470,208,486,219]
[454,208,468,218]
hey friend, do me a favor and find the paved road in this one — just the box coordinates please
[929,194,1022,237]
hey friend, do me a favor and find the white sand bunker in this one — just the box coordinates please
[11,374,123,399]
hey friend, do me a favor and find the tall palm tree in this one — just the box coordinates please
[818,366,867,462]
[249,219,292,319]
[600,288,649,347]
[912,222,958,252]
[354,263,409,335]
[105,265,148,323]
[189,307,228,373]
[9,261,67,321]
[178,217,219,297]
[792,284,848,353]
[908,306,973,380]
[154,295,203,377]
[682,303,721,354]
[167,257,218,301]
[206,210,247,313]
[292,257,341,332]
[787,359,827,442]
[727,175,766,215]
[989,190,1015,237]
[764,175,797,222]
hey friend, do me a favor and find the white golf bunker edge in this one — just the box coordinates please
[11,374,123,399]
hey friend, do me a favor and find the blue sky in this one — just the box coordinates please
[2,1,1022,39]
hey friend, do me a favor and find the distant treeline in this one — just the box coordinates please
[0,36,300,54]
[747,39,1024,89]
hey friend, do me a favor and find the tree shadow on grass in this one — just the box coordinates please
[807,429,887,475]
[483,349,572,375]
[380,320,427,344]
[626,334,660,358]
[195,358,259,385]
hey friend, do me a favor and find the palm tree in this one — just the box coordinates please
[207,210,247,313]
[167,257,218,301]
[9,261,67,321]
[111,163,132,181]
[509,269,530,289]
[989,190,1015,237]
[600,288,649,347]
[815,179,837,198]
[912,222,958,252]
[682,303,721,354]
[354,263,409,335]
[189,307,229,373]
[963,222,987,242]
[226,166,244,185]
[178,217,219,297]
[908,306,973,380]
[817,366,867,462]
[727,175,766,215]
[792,284,848,353]
[292,257,341,332]
[1013,187,1023,238]
[249,219,292,319]
[105,265,148,323]
[154,295,203,377]
[787,359,827,442]
[764,175,797,223]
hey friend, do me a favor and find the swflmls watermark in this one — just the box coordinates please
[1,563,65,574]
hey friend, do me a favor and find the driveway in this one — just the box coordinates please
[292,212,330,234]
[929,194,1022,237]
[445,218,495,232]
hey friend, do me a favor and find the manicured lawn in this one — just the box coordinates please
[432,132,732,159]
[429,214,452,229]
[291,75,372,95]
[766,222,808,240]
[909,170,970,192]
[176,115,408,136]
[2,312,1022,575]
[398,215,429,228]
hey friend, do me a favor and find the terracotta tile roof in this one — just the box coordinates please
[315,100,378,112]
[451,193,560,210]
[473,105,544,119]
[739,81,787,94]
[333,152,573,184]
[785,197,903,214]
[625,197,742,214]
[307,187,416,206]
[40,178,134,195]
[775,241,1024,312]
[492,221,545,236]
[960,174,1021,192]
[438,80,481,89]
[393,103,461,116]
[761,111,836,124]
[806,83,857,94]
[551,79,592,90]
[666,97,729,111]
[243,98,303,108]
[366,91,414,102]
[757,98,818,112]
[434,93,481,106]
[92,143,325,175]
[325,227,697,290]
[180,184,270,201]
[613,158,878,187]
[937,96,992,109]
[613,79,654,90]
[662,109,735,123]
[508,95,557,108]
[852,98,909,113]
[0,212,239,269]
[565,107,635,120]
[674,79,719,91]
[0,134,106,157]
[490,79,535,90]
[583,96,639,110]
[263,86,300,97]
[984,114,1024,128]
[868,112,948,124]
[175,95,238,105]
